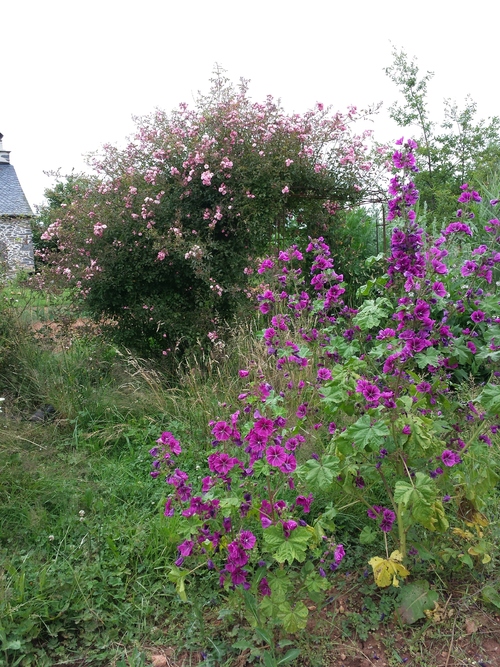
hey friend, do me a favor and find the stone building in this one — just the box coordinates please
[0,132,35,276]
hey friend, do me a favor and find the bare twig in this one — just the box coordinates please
[444,616,458,667]
[12,434,47,449]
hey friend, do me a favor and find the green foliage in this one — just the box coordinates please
[352,297,392,329]
[323,208,379,305]
[300,455,340,490]
[4,96,500,665]
[0,434,175,666]
[395,580,439,624]
[263,524,312,564]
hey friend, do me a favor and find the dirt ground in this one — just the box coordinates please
[146,602,500,667]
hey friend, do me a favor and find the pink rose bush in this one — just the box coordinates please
[36,74,380,356]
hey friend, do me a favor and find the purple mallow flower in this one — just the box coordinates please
[156,431,182,456]
[258,577,271,596]
[367,505,383,520]
[441,450,461,467]
[279,452,297,474]
[367,506,395,532]
[258,258,274,274]
[433,281,447,297]
[211,421,233,441]
[266,445,287,467]
[178,540,194,557]
[239,530,256,550]
[296,493,314,513]
[317,367,332,381]
[282,519,298,538]
[356,378,380,403]
[208,452,239,475]
[334,544,345,564]
[380,509,396,533]
[296,403,308,418]
[444,222,472,236]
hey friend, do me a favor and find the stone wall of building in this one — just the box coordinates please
[0,217,34,276]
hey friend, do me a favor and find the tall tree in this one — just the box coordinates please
[385,48,500,221]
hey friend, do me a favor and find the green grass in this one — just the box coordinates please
[0,420,194,666]
[0,283,74,324]
[0,290,252,665]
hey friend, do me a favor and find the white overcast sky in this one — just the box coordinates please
[2,0,499,210]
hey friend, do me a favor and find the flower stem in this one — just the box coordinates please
[397,502,406,560]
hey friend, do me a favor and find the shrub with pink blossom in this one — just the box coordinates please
[36,72,380,356]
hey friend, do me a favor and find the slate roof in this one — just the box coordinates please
[0,163,33,216]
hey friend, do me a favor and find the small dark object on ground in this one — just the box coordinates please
[29,405,56,422]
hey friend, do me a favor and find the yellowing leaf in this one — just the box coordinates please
[424,601,454,623]
[452,528,474,541]
[465,511,489,528]
[369,553,410,588]
[468,546,492,564]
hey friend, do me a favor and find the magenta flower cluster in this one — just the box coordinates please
[367,506,397,533]
[148,138,500,606]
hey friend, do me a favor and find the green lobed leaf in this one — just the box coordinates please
[395,473,440,529]
[352,297,392,329]
[267,569,292,599]
[345,414,390,451]
[414,348,442,369]
[359,525,378,544]
[300,455,340,490]
[278,600,309,633]
[168,566,189,602]
[413,500,449,532]
[260,594,283,621]
[414,471,437,500]
[263,526,312,564]
[252,459,270,477]
[477,383,500,415]
[304,571,331,593]
[320,381,349,405]
[396,581,439,624]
